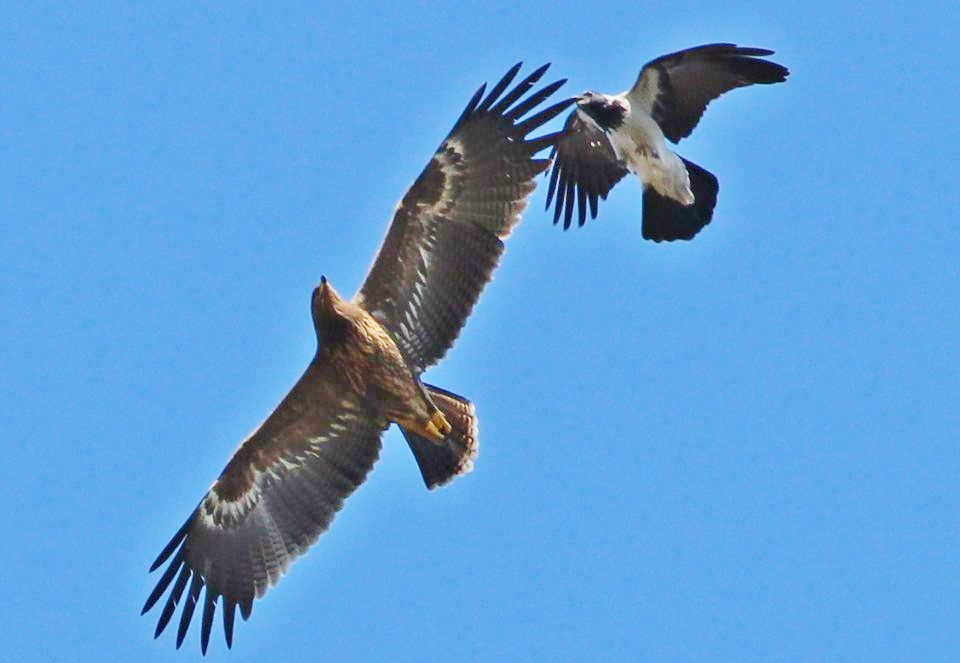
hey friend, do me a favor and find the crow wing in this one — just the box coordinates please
[544,111,628,230]
[354,63,572,374]
[627,43,789,143]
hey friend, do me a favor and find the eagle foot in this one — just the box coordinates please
[424,411,452,442]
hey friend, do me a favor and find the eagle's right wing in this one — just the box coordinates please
[354,63,571,374]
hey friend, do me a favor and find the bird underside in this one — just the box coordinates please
[610,128,694,206]
[605,119,718,241]
[636,149,695,205]
[142,60,569,655]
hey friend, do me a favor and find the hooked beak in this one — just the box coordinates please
[313,275,329,304]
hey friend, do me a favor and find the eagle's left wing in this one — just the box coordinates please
[142,361,387,653]
[627,43,789,144]
[354,64,571,374]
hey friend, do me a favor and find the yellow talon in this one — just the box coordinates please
[424,411,452,442]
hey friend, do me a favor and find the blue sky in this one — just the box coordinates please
[3,2,959,661]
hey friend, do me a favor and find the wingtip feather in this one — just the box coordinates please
[223,599,237,649]
[552,169,567,225]
[452,84,486,130]
[149,517,190,572]
[488,62,550,116]
[239,597,253,621]
[477,62,523,113]
[508,81,570,125]
[200,586,217,655]
[154,564,190,639]
[175,572,203,649]
[142,549,184,615]
[563,178,576,230]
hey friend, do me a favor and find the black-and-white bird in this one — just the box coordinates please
[545,43,789,241]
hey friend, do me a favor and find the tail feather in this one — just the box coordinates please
[401,385,478,490]
[642,157,719,242]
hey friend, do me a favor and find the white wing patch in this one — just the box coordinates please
[417,137,465,219]
[200,471,265,529]
[403,236,434,332]
[200,408,362,530]
[627,66,662,115]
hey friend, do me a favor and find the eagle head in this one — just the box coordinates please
[575,92,627,132]
[311,276,352,346]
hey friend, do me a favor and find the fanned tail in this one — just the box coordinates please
[402,385,478,490]
[642,157,719,242]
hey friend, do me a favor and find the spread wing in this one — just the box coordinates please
[142,361,387,653]
[627,43,789,144]
[544,110,629,230]
[354,63,572,374]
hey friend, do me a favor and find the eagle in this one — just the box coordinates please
[142,63,571,654]
[545,43,789,240]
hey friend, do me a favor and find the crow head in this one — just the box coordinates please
[575,92,628,132]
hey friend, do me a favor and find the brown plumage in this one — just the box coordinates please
[142,63,572,654]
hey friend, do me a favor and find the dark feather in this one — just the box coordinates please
[563,175,576,229]
[476,63,522,113]
[508,80,567,122]
[154,564,189,638]
[239,597,253,622]
[641,158,718,242]
[141,547,183,615]
[633,43,789,143]
[200,585,217,655]
[545,112,627,229]
[401,385,478,489]
[491,63,549,114]
[176,572,203,649]
[222,599,236,649]
[451,85,486,132]
[148,516,189,573]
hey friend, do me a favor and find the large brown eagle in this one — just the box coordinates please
[142,64,571,653]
